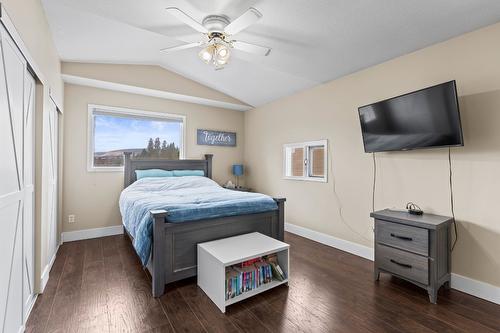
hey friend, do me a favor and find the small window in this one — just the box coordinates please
[283,140,327,182]
[88,105,185,172]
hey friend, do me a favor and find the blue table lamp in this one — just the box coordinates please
[232,164,244,188]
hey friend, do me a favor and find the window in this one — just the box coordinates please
[88,105,185,171]
[283,140,327,182]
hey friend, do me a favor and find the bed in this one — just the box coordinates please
[120,153,285,297]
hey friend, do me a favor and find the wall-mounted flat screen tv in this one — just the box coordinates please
[358,81,463,153]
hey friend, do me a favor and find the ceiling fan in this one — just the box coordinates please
[161,7,271,69]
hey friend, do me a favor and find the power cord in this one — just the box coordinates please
[405,202,422,211]
[449,147,458,251]
[329,146,458,249]
[372,152,376,213]
[405,202,423,215]
[329,144,371,241]
[372,150,457,250]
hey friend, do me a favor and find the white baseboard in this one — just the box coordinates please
[61,225,123,243]
[40,246,58,293]
[22,293,37,331]
[285,222,500,305]
[285,223,374,260]
[451,273,500,305]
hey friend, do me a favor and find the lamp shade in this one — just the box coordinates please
[232,164,244,176]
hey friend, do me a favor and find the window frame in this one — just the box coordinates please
[87,104,186,172]
[283,139,328,182]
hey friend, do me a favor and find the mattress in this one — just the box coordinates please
[119,176,278,265]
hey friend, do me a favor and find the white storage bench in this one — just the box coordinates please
[197,232,290,313]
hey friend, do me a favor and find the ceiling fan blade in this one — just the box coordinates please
[160,42,200,53]
[232,41,271,56]
[166,7,208,33]
[224,7,262,35]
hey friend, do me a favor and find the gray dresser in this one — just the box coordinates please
[371,209,452,304]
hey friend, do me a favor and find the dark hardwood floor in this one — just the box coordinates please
[26,232,500,333]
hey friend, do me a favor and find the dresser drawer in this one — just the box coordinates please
[376,244,429,285]
[375,219,429,255]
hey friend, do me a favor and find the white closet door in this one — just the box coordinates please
[43,99,58,266]
[0,26,27,333]
[23,71,35,320]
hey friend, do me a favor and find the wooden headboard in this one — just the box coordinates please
[123,153,213,188]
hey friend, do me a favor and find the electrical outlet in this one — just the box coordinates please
[68,214,76,223]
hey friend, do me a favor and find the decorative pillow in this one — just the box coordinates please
[135,169,174,179]
[173,169,205,177]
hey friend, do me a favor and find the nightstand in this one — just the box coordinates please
[223,186,252,192]
[371,209,452,304]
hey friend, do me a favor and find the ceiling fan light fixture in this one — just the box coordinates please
[216,44,230,59]
[164,7,270,68]
[198,45,215,64]
[215,57,227,66]
[218,49,227,58]
[198,39,231,68]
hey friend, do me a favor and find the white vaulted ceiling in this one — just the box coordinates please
[42,0,500,107]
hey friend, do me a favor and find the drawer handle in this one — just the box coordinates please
[390,233,413,241]
[390,259,413,269]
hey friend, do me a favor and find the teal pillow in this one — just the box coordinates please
[173,170,205,177]
[135,169,174,179]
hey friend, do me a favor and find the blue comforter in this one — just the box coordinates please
[119,176,278,265]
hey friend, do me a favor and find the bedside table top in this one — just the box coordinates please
[371,209,453,229]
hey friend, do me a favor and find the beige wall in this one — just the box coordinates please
[2,0,64,291]
[62,65,245,233]
[245,22,500,287]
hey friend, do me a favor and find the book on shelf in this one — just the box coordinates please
[269,262,285,281]
[225,269,240,299]
[224,254,287,300]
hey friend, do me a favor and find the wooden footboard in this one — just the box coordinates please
[149,198,285,297]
